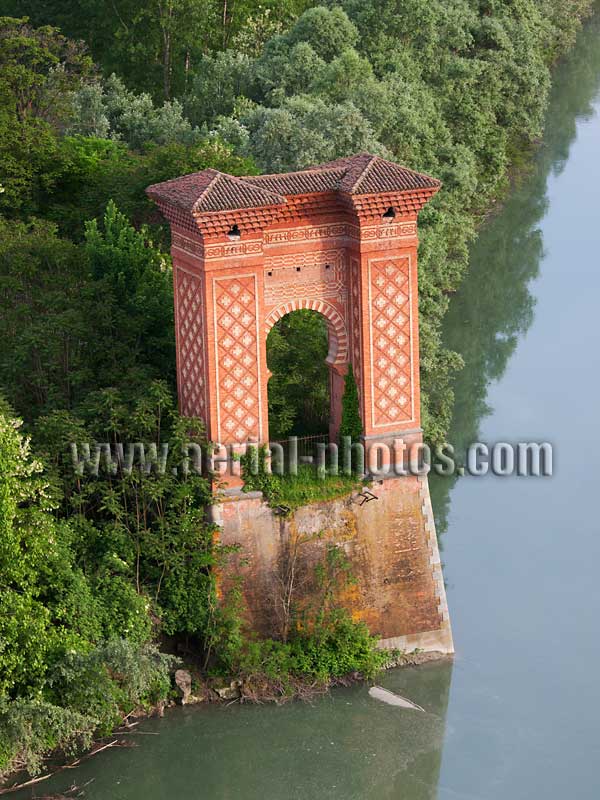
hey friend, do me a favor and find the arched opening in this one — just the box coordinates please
[266,309,331,441]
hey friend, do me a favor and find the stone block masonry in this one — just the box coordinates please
[211,475,453,654]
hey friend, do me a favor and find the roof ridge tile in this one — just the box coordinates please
[192,170,222,212]
[345,154,378,194]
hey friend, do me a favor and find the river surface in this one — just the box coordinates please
[16,13,600,800]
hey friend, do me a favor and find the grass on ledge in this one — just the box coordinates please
[243,463,363,511]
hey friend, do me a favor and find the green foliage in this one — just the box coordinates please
[239,444,278,498]
[0,698,95,780]
[84,200,174,380]
[0,16,91,215]
[0,207,174,420]
[68,74,201,150]
[0,16,91,125]
[184,51,254,127]
[0,410,72,697]
[0,217,91,418]
[0,407,153,700]
[237,94,382,173]
[241,449,360,510]
[46,640,177,735]
[0,390,218,775]
[290,614,387,681]
[339,363,362,442]
[34,381,219,641]
[266,310,329,439]
[0,640,176,779]
[229,615,387,692]
[43,135,257,239]
[285,6,357,62]
[8,0,312,100]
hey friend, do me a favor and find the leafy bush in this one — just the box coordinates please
[0,698,96,781]
[0,640,177,780]
[229,614,387,694]
[46,640,177,736]
[290,613,388,681]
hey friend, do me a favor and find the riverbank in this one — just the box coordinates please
[1,648,451,795]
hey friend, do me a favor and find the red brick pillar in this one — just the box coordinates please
[170,230,210,428]
[169,225,272,467]
[348,209,424,472]
[201,256,268,447]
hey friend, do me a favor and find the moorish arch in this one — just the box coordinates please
[265,298,348,369]
[147,152,439,451]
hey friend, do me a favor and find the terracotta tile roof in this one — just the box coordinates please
[244,166,347,195]
[146,168,286,213]
[316,153,440,193]
[146,154,439,213]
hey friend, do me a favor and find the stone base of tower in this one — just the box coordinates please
[210,474,453,656]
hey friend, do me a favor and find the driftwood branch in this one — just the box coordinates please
[0,740,122,795]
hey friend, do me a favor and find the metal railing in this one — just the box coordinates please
[268,433,330,462]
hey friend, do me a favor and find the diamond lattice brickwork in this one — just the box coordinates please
[176,269,207,420]
[350,258,363,404]
[215,276,261,442]
[369,258,413,426]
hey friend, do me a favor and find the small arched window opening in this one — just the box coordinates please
[382,206,396,220]
[227,223,241,240]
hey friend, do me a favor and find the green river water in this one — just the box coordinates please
[14,12,600,800]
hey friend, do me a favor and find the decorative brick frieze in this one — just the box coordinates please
[263,222,354,245]
[360,221,417,240]
[204,240,263,260]
[172,232,204,259]
[263,249,345,306]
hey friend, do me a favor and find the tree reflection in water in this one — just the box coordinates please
[430,12,600,539]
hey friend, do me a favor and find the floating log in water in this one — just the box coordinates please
[368,685,425,711]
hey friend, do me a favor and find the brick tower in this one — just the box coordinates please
[147,155,453,654]
[147,153,439,458]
